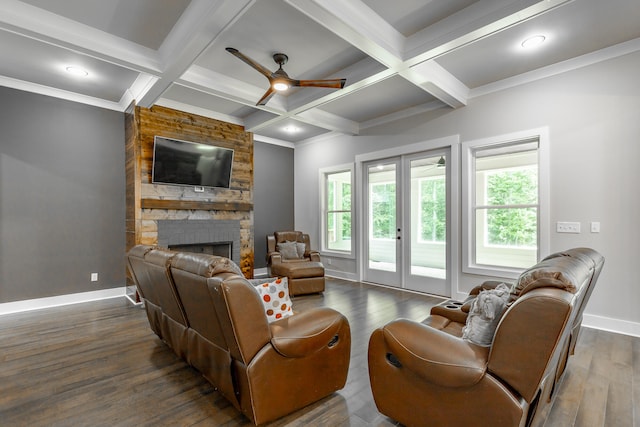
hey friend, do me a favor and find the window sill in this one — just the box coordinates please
[320,250,355,260]
[463,264,523,280]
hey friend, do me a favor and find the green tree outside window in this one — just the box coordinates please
[371,183,395,239]
[420,177,446,242]
[485,167,537,247]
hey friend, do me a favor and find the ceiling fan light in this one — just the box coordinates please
[273,81,289,91]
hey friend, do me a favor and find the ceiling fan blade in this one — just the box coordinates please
[294,78,346,89]
[226,47,273,79]
[256,87,276,106]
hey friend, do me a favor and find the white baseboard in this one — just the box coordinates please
[0,287,125,316]
[325,269,359,281]
[582,313,640,338]
[253,267,268,278]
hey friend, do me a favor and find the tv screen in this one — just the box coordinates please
[152,136,234,189]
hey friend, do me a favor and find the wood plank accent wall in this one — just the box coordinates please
[125,104,254,277]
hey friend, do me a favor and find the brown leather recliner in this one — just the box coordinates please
[210,274,351,425]
[266,231,325,296]
[368,248,604,427]
[169,252,243,408]
[126,245,189,358]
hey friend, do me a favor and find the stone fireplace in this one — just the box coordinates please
[125,104,254,295]
[157,219,241,265]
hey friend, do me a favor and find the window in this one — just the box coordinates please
[462,130,549,278]
[320,165,354,256]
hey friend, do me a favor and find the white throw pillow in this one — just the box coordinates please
[254,277,293,323]
[462,283,510,347]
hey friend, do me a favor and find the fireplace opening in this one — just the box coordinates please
[169,242,232,259]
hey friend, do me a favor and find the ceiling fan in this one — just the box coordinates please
[226,47,346,106]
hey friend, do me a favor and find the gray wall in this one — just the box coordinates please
[294,51,640,329]
[0,87,125,303]
[253,141,294,268]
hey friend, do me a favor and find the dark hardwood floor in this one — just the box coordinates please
[0,278,638,426]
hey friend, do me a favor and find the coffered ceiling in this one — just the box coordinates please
[1,0,639,144]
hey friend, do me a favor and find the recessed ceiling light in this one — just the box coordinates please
[65,66,89,77]
[283,125,299,133]
[521,35,546,49]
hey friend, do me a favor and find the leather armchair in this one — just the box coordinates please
[266,231,325,295]
[368,248,604,427]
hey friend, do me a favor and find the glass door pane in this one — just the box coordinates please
[404,153,449,296]
[364,160,401,286]
[409,156,446,278]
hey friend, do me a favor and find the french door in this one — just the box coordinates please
[363,150,450,297]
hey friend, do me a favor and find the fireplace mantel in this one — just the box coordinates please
[141,198,253,211]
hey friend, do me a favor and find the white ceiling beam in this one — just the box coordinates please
[404,0,573,65]
[285,0,471,109]
[286,56,384,111]
[244,111,289,133]
[155,98,245,126]
[179,66,288,113]
[360,101,445,130]
[137,0,255,107]
[243,103,359,136]
[294,109,359,135]
[253,134,296,149]
[400,60,469,108]
[285,0,404,67]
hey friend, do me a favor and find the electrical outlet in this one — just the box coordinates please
[91,273,98,282]
[556,222,581,233]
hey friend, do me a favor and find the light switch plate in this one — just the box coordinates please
[556,222,581,233]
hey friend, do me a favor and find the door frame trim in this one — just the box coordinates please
[355,135,460,296]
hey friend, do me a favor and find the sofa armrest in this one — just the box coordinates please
[308,251,321,262]
[269,307,347,358]
[430,301,468,324]
[267,252,282,265]
[380,318,489,388]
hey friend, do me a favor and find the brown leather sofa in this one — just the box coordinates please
[368,248,604,427]
[266,231,325,296]
[127,245,351,425]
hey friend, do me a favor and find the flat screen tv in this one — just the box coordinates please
[152,136,234,189]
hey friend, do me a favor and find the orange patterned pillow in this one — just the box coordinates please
[255,277,293,322]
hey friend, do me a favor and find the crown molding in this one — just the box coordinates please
[470,37,640,99]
